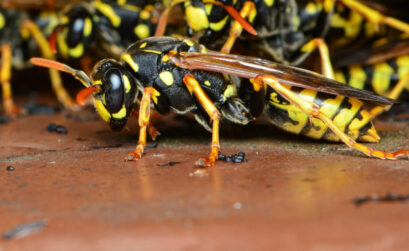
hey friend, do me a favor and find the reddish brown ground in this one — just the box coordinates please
[1,94,409,250]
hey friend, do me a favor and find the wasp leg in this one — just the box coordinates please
[369,72,409,118]
[22,20,77,110]
[340,0,409,34]
[183,74,221,167]
[254,75,409,160]
[1,44,24,116]
[126,87,160,161]
[301,38,335,79]
[154,0,185,36]
[220,1,256,54]
[131,108,161,140]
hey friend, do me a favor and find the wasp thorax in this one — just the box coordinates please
[91,59,138,131]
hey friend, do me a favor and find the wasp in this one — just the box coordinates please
[155,0,409,67]
[329,38,409,118]
[0,7,75,118]
[50,0,161,62]
[31,36,409,167]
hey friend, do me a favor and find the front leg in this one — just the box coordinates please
[126,87,160,161]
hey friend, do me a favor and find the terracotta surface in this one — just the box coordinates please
[1,90,409,250]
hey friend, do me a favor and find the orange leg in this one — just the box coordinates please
[1,44,24,116]
[254,75,409,160]
[126,87,160,161]
[183,74,221,167]
[340,0,409,34]
[131,108,161,140]
[220,1,256,54]
[301,38,335,79]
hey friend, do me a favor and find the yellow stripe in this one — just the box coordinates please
[112,105,127,119]
[334,71,347,84]
[83,18,93,37]
[332,98,362,133]
[222,84,235,101]
[143,49,162,54]
[121,54,139,72]
[57,32,69,59]
[372,62,394,95]
[347,110,372,140]
[396,55,409,78]
[123,75,131,93]
[68,43,84,59]
[94,99,111,122]
[94,1,121,27]
[209,15,229,32]
[0,13,4,30]
[264,0,274,7]
[348,65,366,89]
[271,88,317,135]
[306,95,344,139]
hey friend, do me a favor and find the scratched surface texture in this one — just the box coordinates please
[1,90,409,250]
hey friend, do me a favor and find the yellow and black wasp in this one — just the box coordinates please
[50,0,162,62]
[157,1,409,59]
[331,38,409,118]
[0,7,75,118]
[31,36,409,167]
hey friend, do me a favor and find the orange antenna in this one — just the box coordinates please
[76,86,100,105]
[30,57,91,87]
[49,25,64,54]
[210,1,257,35]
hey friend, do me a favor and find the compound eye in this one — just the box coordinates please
[66,17,85,47]
[103,69,124,113]
[64,6,93,49]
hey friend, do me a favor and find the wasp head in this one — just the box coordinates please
[90,59,139,131]
[54,4,96,59]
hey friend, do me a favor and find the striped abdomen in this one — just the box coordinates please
[264,85,379,142]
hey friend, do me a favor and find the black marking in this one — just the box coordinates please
[353,193,409,207]
[157,161,180,166]
[46,123,68,134]
[218,151,246,163]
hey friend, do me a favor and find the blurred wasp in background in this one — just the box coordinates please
[0,6,76,118]
[49,0,163,63]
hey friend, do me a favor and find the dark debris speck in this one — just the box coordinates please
[145,143,158,149]
[2,220,47,240]
[157,161,180,167]
[25,103,60,115]
[46,123,67,134]
[6,166,14,171]
[0,116,11,124]
[353,193,409,207]
[218,151,246,163]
